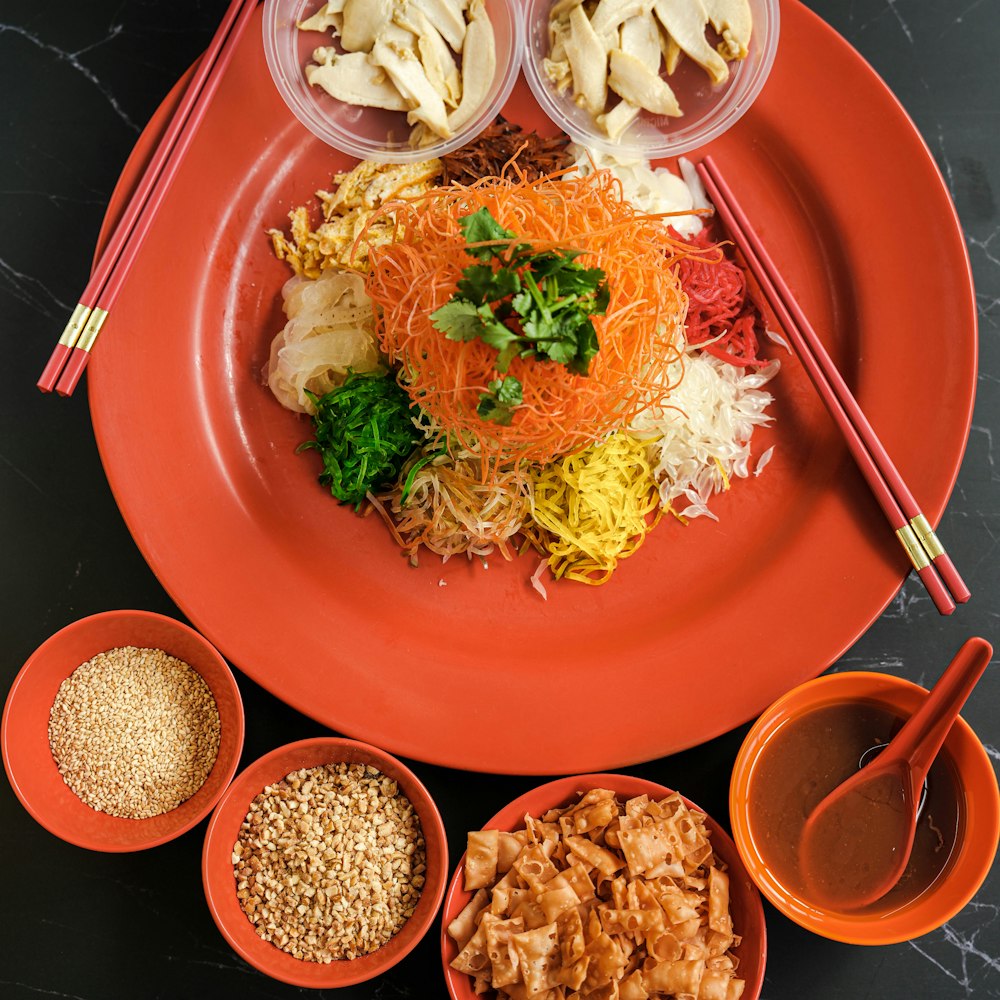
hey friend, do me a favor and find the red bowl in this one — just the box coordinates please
[202,737,448,988]
[1,609,244,851]
[441,773,767,1000]
[730,671,1000,945]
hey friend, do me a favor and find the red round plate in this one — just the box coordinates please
[88,2,976,774]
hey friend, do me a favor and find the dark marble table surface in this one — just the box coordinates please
[2,0,998,997]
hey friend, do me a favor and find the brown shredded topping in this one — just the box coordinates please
[439,118,573,186]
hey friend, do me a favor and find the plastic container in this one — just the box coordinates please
[730,671,1000,945]
[262,0,524,163]
[522,0,780,158]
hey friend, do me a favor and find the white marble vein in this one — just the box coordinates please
[970,425,997,476]
[906,903,1000,996]
[885,0,914,43]
[970,227,1000,271]
[935,124,957,200]
[953,0,988,26]
[0,22,138,132]
[831,655,906,675]
[0,255,70,320]
[372,981,414,998]
[976,293,1000,328]
[0,981,91,1000]
[881,581,932,621]
[0,452,48,497]
[857,0,914,43]
[164,954,265,980]
[0,188,106,209]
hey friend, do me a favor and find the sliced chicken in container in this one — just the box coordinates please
[411,0,468,52]
[305,49,409,111]
[652,0,729,84]
[660,26,684,74]
[598,11,664,138]
[371,38,453,138]
[620,11,663,69]
[298,0,497,146]
[339,0,395,52]
[447,0,496,132]
[608,49,681,117]
[297,0,346,34]
[702,0,753,59]
[396,4,463,107]
[589,0,656,47]
[542,0,755,142]
[564,3,608,115]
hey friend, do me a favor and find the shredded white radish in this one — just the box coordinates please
[754,445,775,476]
[677,156,712,215]
[530,559,550,601]
[765,328,792,353]
[567,144,705,238]
[631,352,779,520]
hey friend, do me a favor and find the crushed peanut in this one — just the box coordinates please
[233,762,426,962]
[47,645,221,819]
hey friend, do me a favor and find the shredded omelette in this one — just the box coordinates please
[268,158,443,277]
[530,433,662,584]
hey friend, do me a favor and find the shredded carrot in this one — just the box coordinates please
[363,170,693,473]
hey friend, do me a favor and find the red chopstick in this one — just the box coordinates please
[697,155,969,615]
[37,0,258,396]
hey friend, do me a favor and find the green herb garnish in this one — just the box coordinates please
[299,371,420,508]
[476,376,523,426]
[429,208,610,422]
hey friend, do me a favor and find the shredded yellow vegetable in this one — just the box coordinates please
[713,455,731,491]
[530,433,662,584]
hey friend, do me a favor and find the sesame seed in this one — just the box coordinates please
[47,646,221,820]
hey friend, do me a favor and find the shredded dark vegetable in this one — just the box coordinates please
[439,117,573,186]
[299,372,420,508]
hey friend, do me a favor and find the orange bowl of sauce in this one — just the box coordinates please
[729,671,999,945]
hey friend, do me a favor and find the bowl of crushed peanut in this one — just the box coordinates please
[201,736,448,987]
[1,609,245,852]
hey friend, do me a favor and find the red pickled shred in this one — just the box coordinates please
[673,225,768,367]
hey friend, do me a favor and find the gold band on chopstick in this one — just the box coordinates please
[910,513,945,560]
[896,524,931,571]
[76,307,109,353]
[59,303,92,348]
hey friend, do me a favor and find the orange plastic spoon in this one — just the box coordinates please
[800,636,993,910]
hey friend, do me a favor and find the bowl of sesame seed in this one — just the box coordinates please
[1,609,245,852]
[201,736,448,987]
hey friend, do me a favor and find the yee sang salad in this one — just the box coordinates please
[266,120,778,591]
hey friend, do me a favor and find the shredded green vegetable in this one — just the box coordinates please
[299,372,420,508]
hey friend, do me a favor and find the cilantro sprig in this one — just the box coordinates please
[430,208,609,423]
[477,376,523,426]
